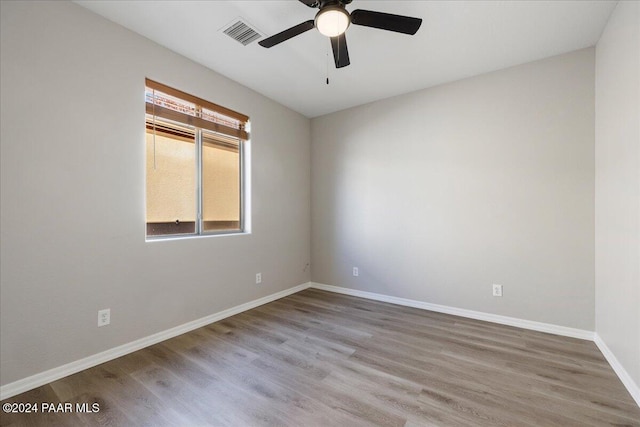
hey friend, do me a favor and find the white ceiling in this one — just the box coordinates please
[75,0,616,118]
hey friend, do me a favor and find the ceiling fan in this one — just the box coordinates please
[258,0,422,69]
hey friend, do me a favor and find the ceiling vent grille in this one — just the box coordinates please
[223,20,262,46]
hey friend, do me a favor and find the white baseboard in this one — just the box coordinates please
[594,333,640,407]
[0,282,311,401]
[310,283,595,340]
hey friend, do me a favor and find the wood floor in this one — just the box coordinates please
[2,289,639,426]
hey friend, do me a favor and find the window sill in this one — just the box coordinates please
[145,231,250,243]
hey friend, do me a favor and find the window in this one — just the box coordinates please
[145,79,249,238]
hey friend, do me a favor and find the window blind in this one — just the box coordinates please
[145,78,249,141]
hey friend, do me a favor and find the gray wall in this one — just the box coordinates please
[311,48,595,330]
[0,1,310,386]
[595,1,640,388]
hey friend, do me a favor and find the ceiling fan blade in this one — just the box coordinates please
[351,9,422,35]
[259,20,315,48]
[330,33,350,68]
[298,0,319,7]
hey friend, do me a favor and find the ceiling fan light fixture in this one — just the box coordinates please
[315,7,350,37]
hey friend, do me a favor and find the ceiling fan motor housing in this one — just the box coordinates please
[327,0,352,6]
[310,0,352,8]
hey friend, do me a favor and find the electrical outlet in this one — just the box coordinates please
[353,267,359,277]
[256,273,262,284]
[492,284,503,297]
[98,308,110,327]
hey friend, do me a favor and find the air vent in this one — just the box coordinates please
[223,20,262,46]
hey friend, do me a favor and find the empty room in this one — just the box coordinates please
[1,0,638,426]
